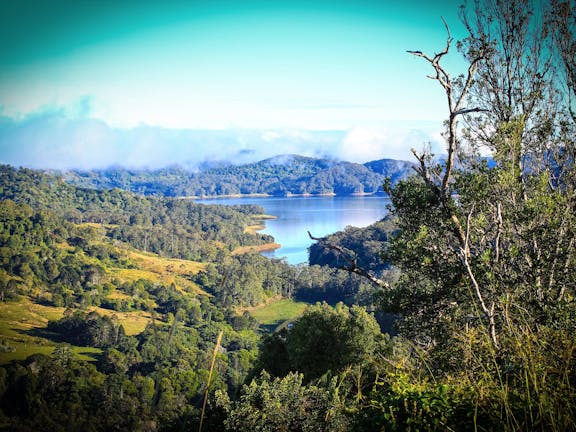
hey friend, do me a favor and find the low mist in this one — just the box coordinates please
[0,108,444,170]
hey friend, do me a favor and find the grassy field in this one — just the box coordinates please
[0,297,157,365]
[0,242,209,365]
[248,298,309,333]
[125,250,205,276]
[87,306,153,336]
[111,249,209,295]
[0,298,103,364]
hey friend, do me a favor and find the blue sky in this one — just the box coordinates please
[0,0,468,169]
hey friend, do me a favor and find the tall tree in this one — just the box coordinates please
[381,0,576,356]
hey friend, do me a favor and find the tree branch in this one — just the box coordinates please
[462,206,499,349]
[453,107,490,116]
[307,231,389,288]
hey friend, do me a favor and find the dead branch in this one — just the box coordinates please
[408,18,485,197]
[307,231,389,288]
[453,107,490,116]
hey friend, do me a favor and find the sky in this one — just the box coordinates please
[0,0,468,169]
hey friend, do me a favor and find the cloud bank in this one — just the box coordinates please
[0,107,445,170]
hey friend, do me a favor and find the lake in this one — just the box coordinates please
[197,195,390,265]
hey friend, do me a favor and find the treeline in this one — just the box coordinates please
[0,185,377,310]
[60,155,414,197]
[195,255,382,308]
[0,165,272,261]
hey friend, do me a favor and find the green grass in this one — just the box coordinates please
[88,306,152,336]
[0,298,145,364]
[249,299,308,333]
[0,342,101,364]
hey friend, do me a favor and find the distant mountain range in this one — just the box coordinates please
[59,154,416,197]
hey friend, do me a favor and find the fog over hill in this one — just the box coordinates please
[61,154,416,197]
[0,109,443,170]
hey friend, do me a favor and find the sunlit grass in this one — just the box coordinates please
[248,299,308,332]
[244,223,266,235]
[0,297,152,364]
[106,290,133,300]
[0,298,105,364]
[113,268,162,283]
[0,299,65,337]
[111,250,209,295]
[0,343,101,363]
[87,306,152,336]
[231,243,281,256]
[126,250,205,275]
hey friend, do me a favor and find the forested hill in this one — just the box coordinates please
[0,163,390,430]
[0,164,273,261]
[59,154,415,197]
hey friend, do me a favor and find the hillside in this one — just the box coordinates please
[2,0,575,429]
[59,154,415,197]
[0,164,385,430]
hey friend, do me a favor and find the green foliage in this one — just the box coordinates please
[193,254,295,307]
[362,1,576,430]
[0,164,272,262]
[257,303,390,382]
[355,325,576,432]
[219,371,351,432]
[47,310,133,349]
[308,217,395,273]
[357,374,479,431]
[0,165,271,430]
[290,264,377,306]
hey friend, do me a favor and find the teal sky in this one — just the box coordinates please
[0,0,468,168]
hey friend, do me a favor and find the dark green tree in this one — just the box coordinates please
[219,371,350,432]
[257,302,389,382]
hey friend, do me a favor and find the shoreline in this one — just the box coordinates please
[231,242,282,256]
[180,191,385,200]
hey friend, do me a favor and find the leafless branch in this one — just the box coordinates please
[411,148,442,199]
[453,107,489,116]
[410,19,486,198]
[408,18,486,258]
[307,231,389,288]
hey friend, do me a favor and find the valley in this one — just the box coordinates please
[0,162,392,430]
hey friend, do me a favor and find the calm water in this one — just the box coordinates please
[197,196,390,264]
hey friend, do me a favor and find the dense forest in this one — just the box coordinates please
[59,155,415,197]
[2,0,576,430]
[0,163,387,431]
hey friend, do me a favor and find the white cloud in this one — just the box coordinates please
[0,103,446,170]
[339,125,445,162]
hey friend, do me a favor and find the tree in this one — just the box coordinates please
[257,302,389,382]
[378,0,576,351]
[549,0,576,123]
[220,371,350,432]
[369,1,576,428]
